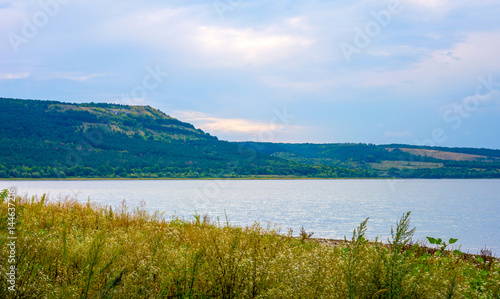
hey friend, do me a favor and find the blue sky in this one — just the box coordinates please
[1,0,500,148]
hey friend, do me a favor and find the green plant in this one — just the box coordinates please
[426,236,459,254]
[343,217,369,298]
[390,212,416,252]
[299,226,314,242]
[82,231,107,298]
[381,211,416,298]
[0,188,8,203]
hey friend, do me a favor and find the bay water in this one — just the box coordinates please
[3,179,499,254]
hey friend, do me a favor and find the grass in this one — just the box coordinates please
[369,161,444,170]
[1,192,499,298]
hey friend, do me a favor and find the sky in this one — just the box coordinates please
[1,0,500,148]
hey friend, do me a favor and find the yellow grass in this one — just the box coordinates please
[1,192,499,298]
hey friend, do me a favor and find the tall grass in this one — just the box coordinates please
[1,192,499,298]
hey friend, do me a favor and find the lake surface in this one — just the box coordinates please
[3,179,499,255]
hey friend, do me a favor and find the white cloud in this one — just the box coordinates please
[98,7,317,69]
[173,110,311,142]
[174,111,272,134]
[357,31,500,89]
[0,71,30,80]
[403,0,479,15]
[261,76,334,91]
[384,130,412,137]
[0,2,25,28]
[406,0,500,11]
[52,72,107,82]
[193,26,315,68]
[440,90,500,114]
[406,0,450,8]
[95,6,200,50]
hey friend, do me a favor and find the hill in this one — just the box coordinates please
[237,142,500,178]
[1,97,499,179]
[0,98,364,178]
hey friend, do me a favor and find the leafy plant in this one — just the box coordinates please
[0,188,8,203]
[427,236,459,253]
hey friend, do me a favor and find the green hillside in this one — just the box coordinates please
[1,97,499,179]
[238,142,500,178]
[0,98,364,179]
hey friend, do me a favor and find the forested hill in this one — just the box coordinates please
[0,97,364,178]
[237,142,500,178]
[1,97,499,179]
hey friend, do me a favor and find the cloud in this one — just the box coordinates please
[407,0,448,7]
[0,71,30,80]
[357,31,500,89]
[384,130,412,137]
[261,76,334,91]
[403,0,497,15]
[193,25,315,68]
[173,110,312,142]
[0,2,25,34]
[440,89,500,114]
[174,111,272,134]
[98,7,317,69]
[405,0,451,10]
[52,72,107,82]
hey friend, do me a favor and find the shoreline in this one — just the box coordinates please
[1,177,499,181]
[300,237,499,260]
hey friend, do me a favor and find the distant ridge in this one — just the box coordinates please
[1,97,499,179]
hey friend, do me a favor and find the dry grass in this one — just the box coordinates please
[396,148,488,161]
[1,192,499,298]
[370,161,444,170]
